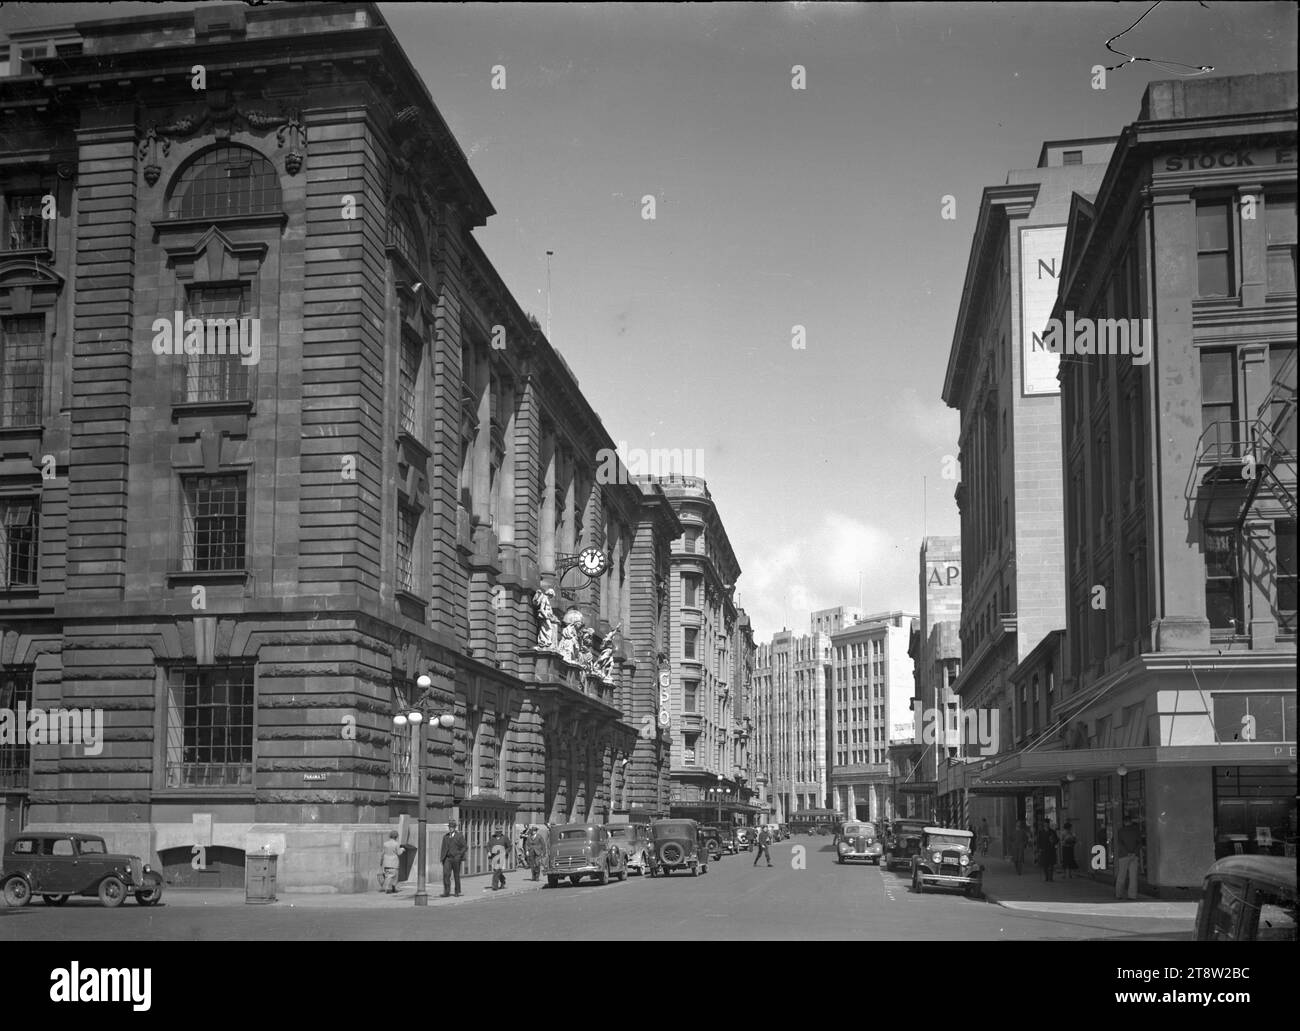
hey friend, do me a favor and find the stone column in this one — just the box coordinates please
[540,430,556,576]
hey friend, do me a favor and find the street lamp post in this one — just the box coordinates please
[716,773,724,825]
[393,673,456,907]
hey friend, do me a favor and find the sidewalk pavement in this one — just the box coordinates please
[161,869,548,909]
[977,857,1198,920]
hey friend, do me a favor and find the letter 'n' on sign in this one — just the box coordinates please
[1037,257,1057,280]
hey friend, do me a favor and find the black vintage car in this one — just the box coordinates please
[699,824,726,863]
[2,832,164,908]
[884,818,930,872]
[910,827,983,898]
[649,819,705,877]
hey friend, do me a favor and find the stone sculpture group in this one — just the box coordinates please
[532,587,619,684]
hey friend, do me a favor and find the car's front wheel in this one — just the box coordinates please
[547,875,559,888]
[135,878,163,906]
[617,864,627,882]
[568,875,582,887]
[912,869,924,894]
[598,867,609,886]
[2,877,32,908]
[98,876,127,908]
[42,894,69,906]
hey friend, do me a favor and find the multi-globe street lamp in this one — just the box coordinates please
[393,673,456,907]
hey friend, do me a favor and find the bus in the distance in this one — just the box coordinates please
[788,809,846,836]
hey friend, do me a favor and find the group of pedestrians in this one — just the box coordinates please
[379,819,531,897]
[1007,818,1078,880]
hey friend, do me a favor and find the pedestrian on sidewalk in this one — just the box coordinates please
[488,824,511,890]
[440,820,467,897]
[1036,822,1059,881]
[380,831,406,894]
[1011,820,1029,875]
[753,825,773,867]
[1060,822,1078,879]
[1114,816,1141,900]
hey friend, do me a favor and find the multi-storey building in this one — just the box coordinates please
[0,2,678,889]
[980,72,1297,894]
[828,611,916,822]
[753,629,832,820]
[811,606,865,636]
[654,476,752,822]
[941,137,1116,841]
[730,609,758,813]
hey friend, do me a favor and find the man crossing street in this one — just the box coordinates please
[753,825,773,867]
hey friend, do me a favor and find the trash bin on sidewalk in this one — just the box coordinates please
[245,852,278,904]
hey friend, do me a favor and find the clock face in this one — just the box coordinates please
[578,547,608,577]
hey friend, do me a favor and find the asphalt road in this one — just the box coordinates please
[0,839,1192,942]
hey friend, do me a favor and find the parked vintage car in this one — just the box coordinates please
[735,827,753,851]
[544,824,628,887]
[699,824,726,862]
[910,827,983,897]
[836,821,884,865]
[1,832,164,908]
[604,823,653,876]
[1195,855,1296,941]
[649,819,705,877]
[884,818,930,871]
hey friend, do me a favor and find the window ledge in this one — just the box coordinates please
[166,569,250,586]
[171,399,255,421]
[0,424,46,438]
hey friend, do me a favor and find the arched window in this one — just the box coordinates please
[169,144,281,220]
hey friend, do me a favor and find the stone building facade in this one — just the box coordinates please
[0,2,676,890]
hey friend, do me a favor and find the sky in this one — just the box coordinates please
[3,1,1297,642]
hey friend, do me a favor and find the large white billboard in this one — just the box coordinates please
[1019,225,1067,396]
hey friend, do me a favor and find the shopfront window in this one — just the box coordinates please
[1093,776,1113,867]
[1122,771,1146,877]
[1213,766,1297,858]
[1212,692,1294,743]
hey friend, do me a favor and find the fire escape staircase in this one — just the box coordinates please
[1186,373,1297,531]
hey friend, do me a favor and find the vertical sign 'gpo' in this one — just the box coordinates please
[1019,225,1067,396]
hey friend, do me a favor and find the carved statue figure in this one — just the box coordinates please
[533,588,559,650]
[558,621,581,664]
[596,623,621,682]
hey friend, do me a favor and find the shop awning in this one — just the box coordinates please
[974,742,1296,786]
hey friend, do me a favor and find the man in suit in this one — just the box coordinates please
[753,825,773,867]
[440,820,467,897]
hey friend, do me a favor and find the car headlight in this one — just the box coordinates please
[933,852,943,863]
[959,855,969,866]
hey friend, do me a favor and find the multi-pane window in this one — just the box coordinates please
[684,528,699,553]
[183,283,252,403]
[0,497,39,588]
[1266,193,1297,295]
[1276,520,1296,633]
[684,679,698,712]
[1062,149,1083,166]
[389,679,416,794]
[684,627,698,659]
[1204,525,1243,632]
[0,667,33,788]
[1200,349,1237,456]
[683,574,699,608]
[0,315,44,427]
[1268,345,1296,452]
[4,192,49,250]
[164,666,254,788]
[171,145,282,220]
[683,734,697,766]
[1196,199,1233,298]
[388,205,424,274]
[396,503,418,594]
[181,474,247,572]
[399,334,421,436]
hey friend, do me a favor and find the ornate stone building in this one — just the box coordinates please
[0,2,674,890]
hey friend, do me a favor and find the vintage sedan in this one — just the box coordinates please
[836,821,884,865]
[649,819,705,877]
[1195,855,1296,941]
[884,818,930,871]
[604,823,653,876]
[2,832,164,908]
[734,827,753,852]
[545,824,628,887]
[699,824,726,863]
[910,827,983,898]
